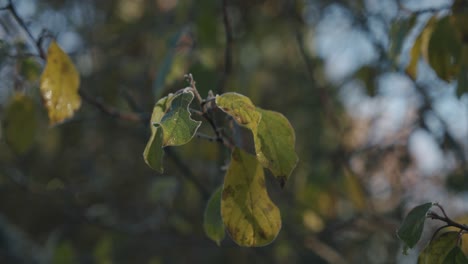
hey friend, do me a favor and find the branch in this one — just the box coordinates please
[79,89,150,123]
[217,0,233,94]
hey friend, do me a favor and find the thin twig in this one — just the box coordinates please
[427,211,468,232]
[217,0,233,94]
[79,90,150,123]
[4,0,45,59]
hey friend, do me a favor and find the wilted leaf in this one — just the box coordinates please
[40,41,81,125]
[442,246,468,264]
[221,148,281,247]
[3,94,37,154]
[204,186,225,245]
[426,16,463,81]
[215,92,262,154]
[418,232,459,264]
[159,90,201,146]
[397,202,433,254]
[143,95,173,172]
[255,108,298,186]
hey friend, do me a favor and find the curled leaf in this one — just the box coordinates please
[255,108,298,186]
[159,90,201,146]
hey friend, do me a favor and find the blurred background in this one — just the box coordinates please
[0,0,467,263]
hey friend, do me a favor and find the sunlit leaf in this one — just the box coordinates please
[397,202,433,254]
[159,90,201,146]
[40,41,81,125]
[3,94,37,154]
[255,108,298,187]
[418,232,459,264]
[442,246,468,264]
[143,95,173,172]
[204,186,225,245]
[426,16,463,81]
[221,148,281,247]
[215,92,261,153]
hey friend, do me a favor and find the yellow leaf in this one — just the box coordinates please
[221,148,281,247]
[40,41,81,125]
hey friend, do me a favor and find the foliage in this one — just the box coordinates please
[142,78,297,246]
[1,0,468,263]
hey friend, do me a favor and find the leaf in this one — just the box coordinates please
[443,246,468,264]
[397,202,433,254]
[418,232,459,264]
[215,92,262,156]
[215,92,261,133]
[3,94,37,154]
[426,16,463,81]
[40,41,81,125]
[221,148,281,247]
[406,16,436,79]
[204,186,225,245]
[143,95,173,172]
[255,108,298,187]
[159,90,201,146]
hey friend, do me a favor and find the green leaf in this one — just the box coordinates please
[40,41,81,125]
[204,186,225,245]
[418,232,459,264]
[443,246,468,264]
[221,148,281,247]
[159,90,201,146]
[255,108,298,187]
[3,94,37,154]
[426,16,463,81]
[143,95,173,172]
[397,202,433,254]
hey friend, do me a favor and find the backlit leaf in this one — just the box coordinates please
[3,94,37,154]
[221,148,281,247]
[143,95,173,172]
[255,108,298,186]
[204,186,225,245]
[159,90,201,146]
[418,232,459,264]
[40,41,81,125]
[397,202,433,254]
[443,246,468,264]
